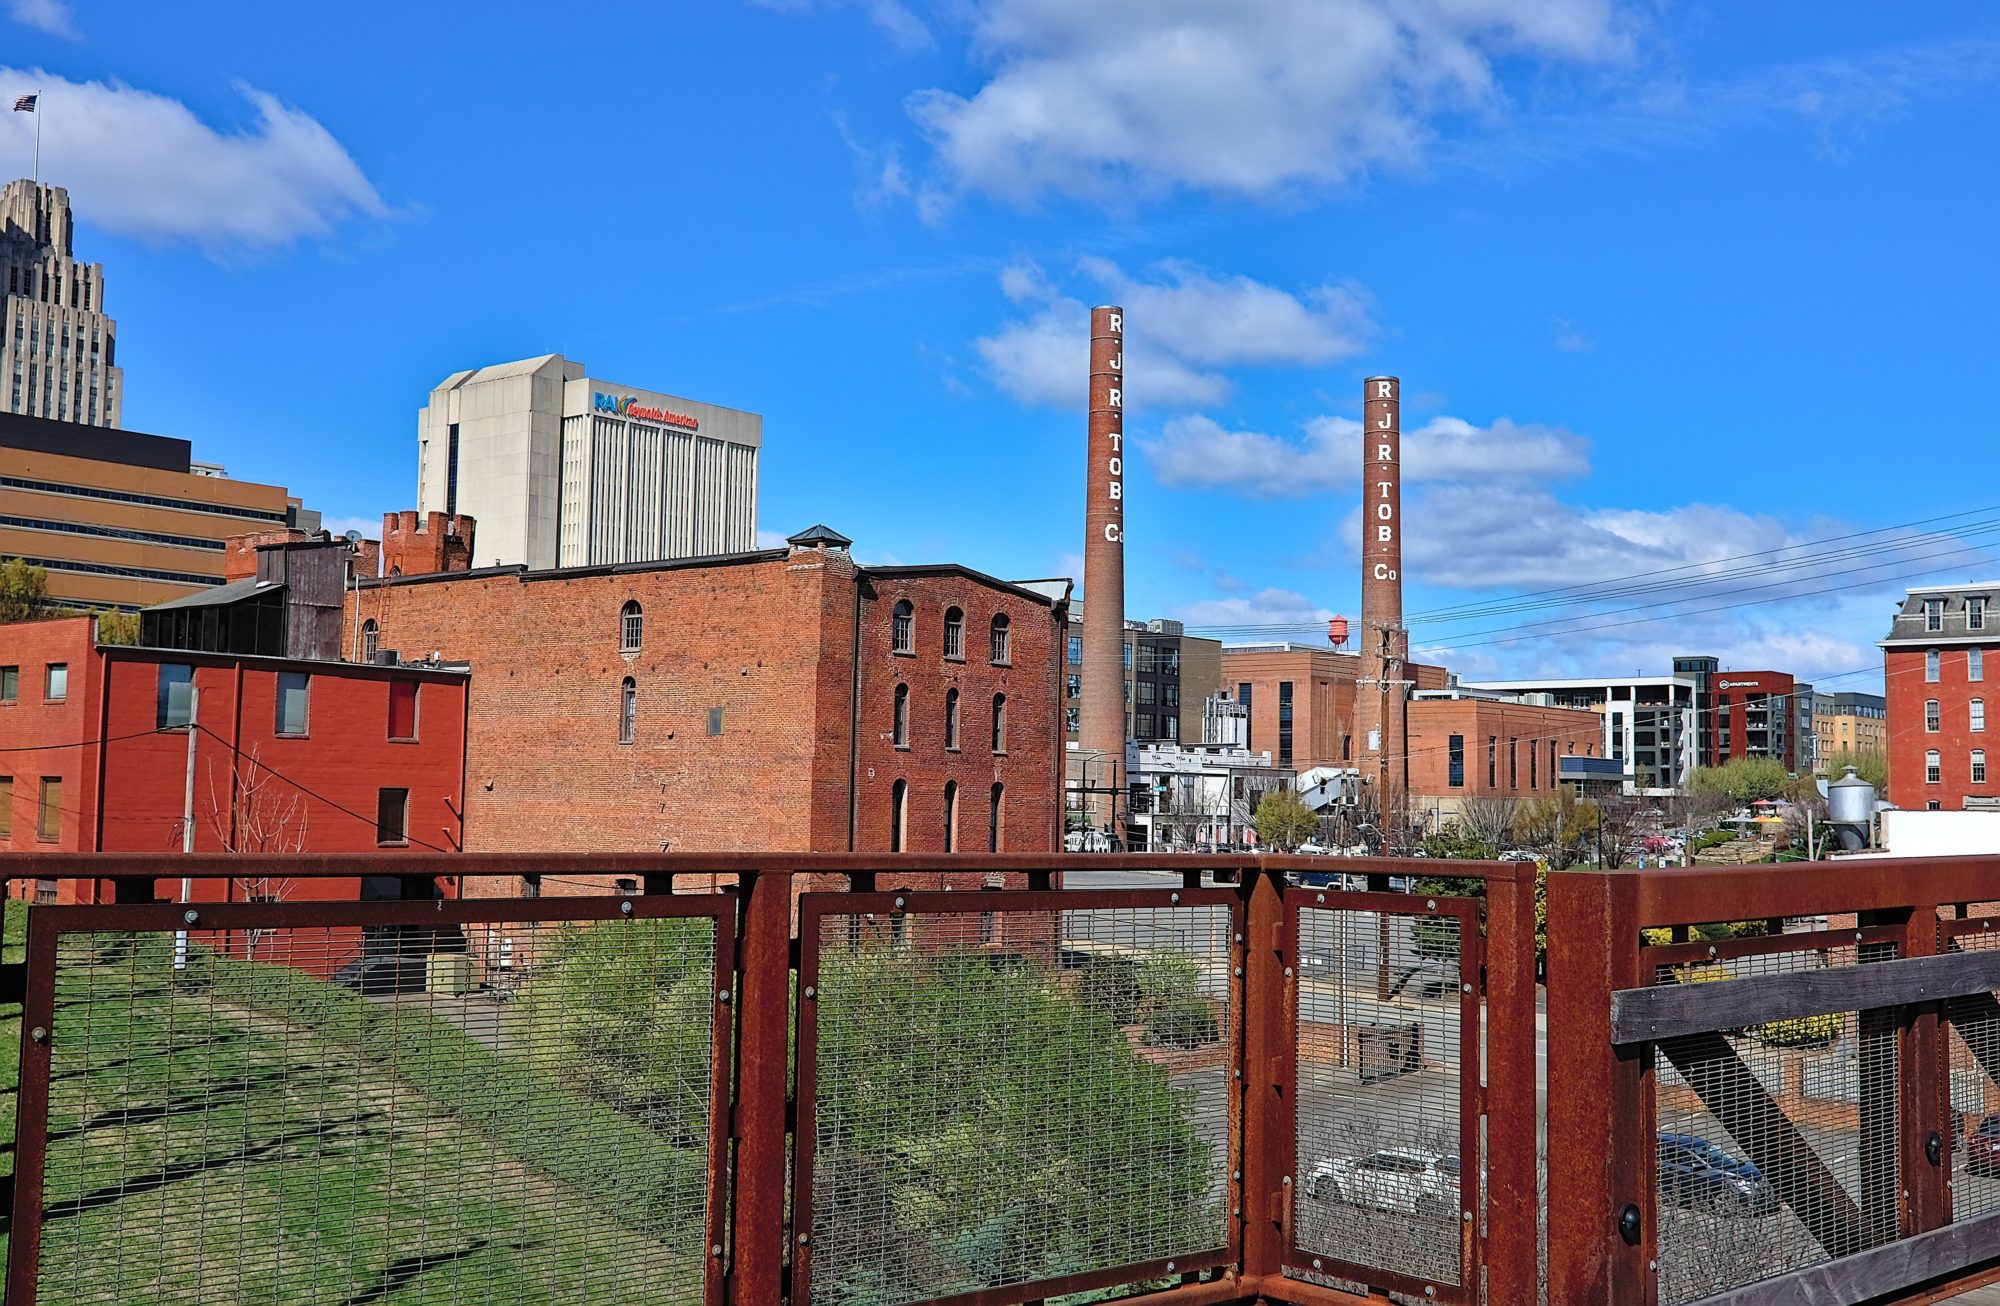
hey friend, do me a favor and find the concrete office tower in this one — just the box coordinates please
[0,181,122,427]
[1080,306,1128,837]
[1356,375,1409,832]
[417,354,760,570]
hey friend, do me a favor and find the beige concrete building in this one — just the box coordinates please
[1813,690,1888,769]
[1,181,121,428]
[416,354,760,570]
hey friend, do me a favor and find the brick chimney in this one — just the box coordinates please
[381,511,477,577]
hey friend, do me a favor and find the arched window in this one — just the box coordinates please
[944,688,960,751]
[1926,750,1942,784]
[1927,649,1941,682]
[989,613,1011,664]
[1975,749,1989,785]
[892,600,914,654]
[893,683,909,747]
[991,693,1006,753]
[619,677,636,743]
[621,601,643,653]
[891,779,908,852]
[360,619,378,661]
[943,607,965,660]
[1926,699,1941,732]
[988,782,1003,852]
[943,781,958,854]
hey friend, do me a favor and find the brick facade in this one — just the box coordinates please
[348,538,1065,881]
[1883,584,1999,812]
[1405,697,1607,812]
[1219,646,1448,774]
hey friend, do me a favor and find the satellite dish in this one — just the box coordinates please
[342,529,364,545]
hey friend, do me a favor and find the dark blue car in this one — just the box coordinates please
[1657,1133,1777,1216]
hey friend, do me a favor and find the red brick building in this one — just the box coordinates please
[1218,643,1449,774]
[1706,670,1800,770]
[0,614,468,904]
[1882,581,1997,812]
[349,524,1067,883]
[1405,693,1607,819]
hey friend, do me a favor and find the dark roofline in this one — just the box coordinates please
[359,547,791,590]
[102,644,470,681]
[0,409,192,473]
[860,563,1060,607]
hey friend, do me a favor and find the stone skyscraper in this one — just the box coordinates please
[0,180,122,427]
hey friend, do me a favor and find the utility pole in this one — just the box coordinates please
[174,685,199,969]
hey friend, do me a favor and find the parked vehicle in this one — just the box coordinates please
[1656,1133,1776,1215]
[1497,849,1539,864]
[1307,1148,1461,1221]
[1965,1114,2000,1177]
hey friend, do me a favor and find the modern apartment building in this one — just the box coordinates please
[1813,691,1888,769]
[415,354,760,570]
[1062,611,1222,747]
[0,180,121,428]
[1459,675,1699,792]
[0,412,314,610]
[1881,582,1998,811]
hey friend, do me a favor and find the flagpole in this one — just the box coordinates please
[33,89,40,186]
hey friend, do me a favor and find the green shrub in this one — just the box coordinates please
[1075,954,1144,1025]
[1143,998,1219,1049]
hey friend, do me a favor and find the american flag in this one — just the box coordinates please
[11,95,35,113]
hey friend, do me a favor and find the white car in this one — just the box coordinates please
[1307,1147,1461,1221]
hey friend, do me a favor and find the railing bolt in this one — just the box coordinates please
[1425,1288,1436,1298]
[798,1233,810,1246]
[183,909,199,925]
[29,1026,46,1043]
[711,1244,723,1257]
[893,897,905,909]
[1170,892,1180,904]
[1316,893,1326,904]
[1312,1258,1323,1270]
[1166,1261,1177,1273]
[1462,1209,1472,1222]
[717,990,732,1003]
[1232,1169,1241,1181]
[1462,982,1473,993]
[1233,932,1243,943]
[803,986,816,999]
[1427,898,1437,911]
[1707,945,1718,958]
[1284,966,1293,977]
[1650,1260,1658,1273]
[1233,966,1243,977]
[619,900,634,915]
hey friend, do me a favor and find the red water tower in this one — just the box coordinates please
[1328,614,1349,650]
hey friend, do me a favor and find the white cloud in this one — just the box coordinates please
[0,70,387,251]
[1177,587,1333,631]
[8,0,74,38]
[975,258,1373,409]
[1145,413,1588,498]
[905,0,1631,207]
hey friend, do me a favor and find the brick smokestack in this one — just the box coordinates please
[1357,374,1409,842]
[1081,305,1128,839]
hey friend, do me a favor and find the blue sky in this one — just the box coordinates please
[6,1,1999,694]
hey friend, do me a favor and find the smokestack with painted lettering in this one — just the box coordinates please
[1357,375,1409,840]
[1081,305,1128,839]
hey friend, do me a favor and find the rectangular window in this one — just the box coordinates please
[0,664,16,703]
[1927,699,1941,732]
[1974,699,1986,733]
[1277,681,1294,768]
[1973,598,1988,631]
[1065,673,1080,699]
[389,680,419,740]
[1067,635,1082,665]
[275,672,310,735]
[1448,734,1465,788]
[1975,750,1988,785]
[445,422,461,516]
[1238,682,1253,749]
[44,662,66,702]
[1488,736,1497,787]
[1927,650,1941,682]
[708,707,724,736]
[1529,743,1538,790]
[1927,751,1942,785]
[1136,712,1157,737]
[376,788,409,845]
[156,664,193,729]
[1927,599,1944,632]
[1973,648,1985,683]
[1508,738,1518,789]
[38,777,61,841]
[0,776,10,838]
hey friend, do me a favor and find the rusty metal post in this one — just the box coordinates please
[5,911,57,1306]
[1890,905,1950,1234]
[729,869,793,1306]
[1485,863,1540,1304]
[1241,864,1291,1280]
[1546,868,1655,1304]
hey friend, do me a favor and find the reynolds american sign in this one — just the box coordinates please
[593,391,700,431]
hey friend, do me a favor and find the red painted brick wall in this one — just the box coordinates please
[1887,647,1995,811]
[0,616,99,854]
[350,546,1064,874]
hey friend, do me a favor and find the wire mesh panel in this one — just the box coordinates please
[1646,932,1901,1305]
[1943,918,2000,1222]
[794,889,1238,1306]
[1287,890,1479,1301]
[9,896,732,1306]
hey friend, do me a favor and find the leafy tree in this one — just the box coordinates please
[93,610,141,645]
[1252,788,1317,851]
[1422,821,1493,861]
[0,556,52,622]
[1820,748,1888,793]
[1687,756,1789,804]
[1595,798,1652,869]
[1511,790,1598,870]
